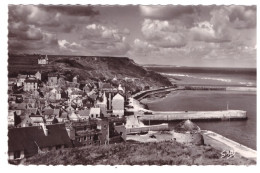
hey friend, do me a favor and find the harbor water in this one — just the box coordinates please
[144,67,256,150]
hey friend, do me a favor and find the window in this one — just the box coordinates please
[93,134,99,140]
[14,151,21,159]
[84,136,87,141]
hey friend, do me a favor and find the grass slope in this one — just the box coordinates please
[24,141,255,165]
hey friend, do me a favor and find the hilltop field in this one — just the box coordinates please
[23,141,255,165]
[8,54,172,92]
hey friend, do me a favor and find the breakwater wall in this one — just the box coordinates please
[202,130,257,161]
[138,110,247,121]
[133,85,256,101]
[132,87,177,100]
[126,123,169,134]
[183,86,226,90]
[226,87,257,92]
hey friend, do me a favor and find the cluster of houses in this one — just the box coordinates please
[8,70,129,162]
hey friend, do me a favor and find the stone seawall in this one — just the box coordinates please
[138,110,247,121]
[202,130,257,161]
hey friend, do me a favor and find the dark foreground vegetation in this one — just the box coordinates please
[23,141,255,165]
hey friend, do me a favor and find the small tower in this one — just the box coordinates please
[45,55,48,64]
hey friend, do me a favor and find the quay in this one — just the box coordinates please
[130,86,252,122]
[126,123,169,134]
[132,86,178,100]
[202,130,257,161]
[137,110,247,121]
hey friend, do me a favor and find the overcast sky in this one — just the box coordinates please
[8,5,256,67]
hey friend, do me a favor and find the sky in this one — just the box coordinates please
[8,5,256,67]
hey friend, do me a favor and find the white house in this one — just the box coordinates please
[23,77,38,91]
[112,93,124,117]
[89,108,101,119]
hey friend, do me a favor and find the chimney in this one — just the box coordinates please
[108,93,112,110]
[40,123,48,136]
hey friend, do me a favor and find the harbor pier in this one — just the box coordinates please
[138,110,247,121]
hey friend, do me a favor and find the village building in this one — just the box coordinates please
[66,100,75,112]
[17,74,27,86]
[102,83,113,92]
[47,73,58,86]
[35,71,41,80]
[78,108,90,120]
[8,78,17,92]
[8,110,15,127]
[38,55,49,65]
[89,108,101,119]
[8,123,72,161]
[9,78,17,85]
[96,92,108,117]
[71,120,109,146]
[24,98,37,108]
[73,76,78,83]
[83,84,91,93]
[118,84,125,95]
[23,77,38,91]
[112,76,117,81]
[16,115,33,128]
[48,88,62,100]
[96,120,109,145]
[9,102,27,111]
[58,109,69,122]
[68,111,82,122]
[42,108,60,123]
[66,81,80,88]
[66,87,73,97]
[58,76,66,86]
[71,97,83,107]
[70,90,84,100]
[29,115,45,126]
[171,120,204,145]
[25,107,39,116]
[112,93,125,117]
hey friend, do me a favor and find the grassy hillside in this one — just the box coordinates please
[8,54,172,92]
[23,141,255,165]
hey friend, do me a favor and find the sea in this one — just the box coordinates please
[144,66,257,150]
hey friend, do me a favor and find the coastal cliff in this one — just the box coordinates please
[8,54,172,92]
